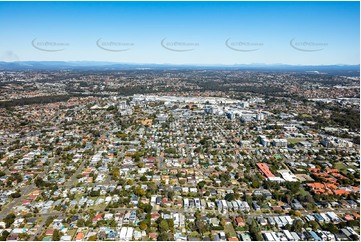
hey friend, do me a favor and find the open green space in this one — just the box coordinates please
[224,223,237,238]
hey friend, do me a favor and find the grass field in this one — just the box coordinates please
[298,189,309,196]
[300,114,311,118]
[67,229,77,240]
[334,162,347,172]
[224,223,237,238]
[287,138,306,144]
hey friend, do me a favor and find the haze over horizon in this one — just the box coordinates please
[0,1,359,65]
[0,60,360,67]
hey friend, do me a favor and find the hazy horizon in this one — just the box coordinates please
[0,60,360,67]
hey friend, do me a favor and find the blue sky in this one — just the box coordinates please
[0,1,359,65]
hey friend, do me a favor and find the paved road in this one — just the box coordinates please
[0,185,36,219]
[61,158,87,188]
[29,211,64,240]
[30,215,48,240]
[0,154,60,219]
[101,146,124,186]
[61,141,114,189]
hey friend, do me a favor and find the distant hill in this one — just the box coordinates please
[0,61,359,76]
